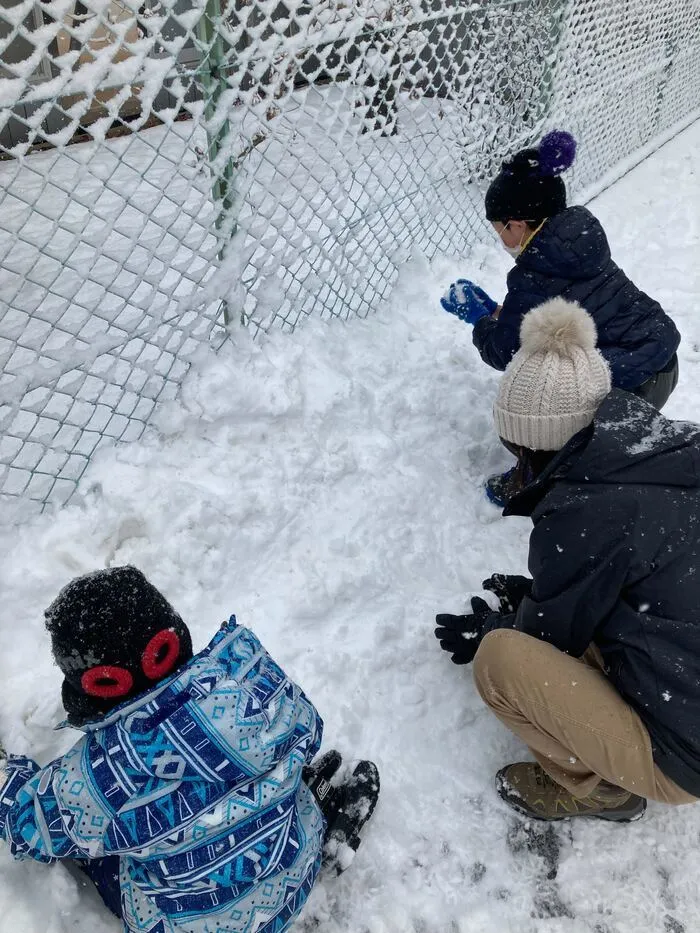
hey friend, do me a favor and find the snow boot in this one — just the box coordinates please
[485,466,519,508]
[323,760,380,875]
[496,762,646,822]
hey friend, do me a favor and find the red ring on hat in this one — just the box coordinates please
[141,629,180,680]
[81,666,134,699]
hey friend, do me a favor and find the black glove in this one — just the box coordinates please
[303,749,342,823]
[482,573,532,614]
[435,596,493,664]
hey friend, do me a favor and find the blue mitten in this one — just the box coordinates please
[440,279,497,324]
[469,282,498,314]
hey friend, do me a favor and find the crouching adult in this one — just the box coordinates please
[436,297,699,821]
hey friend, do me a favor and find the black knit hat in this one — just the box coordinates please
[485,130,577,222]
[45,566,193,727]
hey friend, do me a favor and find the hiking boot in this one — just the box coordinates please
[496,762,646,822]
[485,467,520,508]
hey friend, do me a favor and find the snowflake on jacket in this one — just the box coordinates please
[473,206,680,389]
[0,618,324,933]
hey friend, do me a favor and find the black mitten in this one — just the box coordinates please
[482,573,532,613]
[323,760,380,875]
[434,597,493,664]
[303,749,342,823]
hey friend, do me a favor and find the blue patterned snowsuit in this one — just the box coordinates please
[0,618,325,933]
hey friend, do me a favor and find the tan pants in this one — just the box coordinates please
[473,628,697,804]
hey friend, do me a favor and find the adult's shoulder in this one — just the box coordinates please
[529,484,636,556]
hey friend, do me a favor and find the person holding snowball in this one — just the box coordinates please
[441,130,680,505]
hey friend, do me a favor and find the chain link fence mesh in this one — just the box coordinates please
[2,0,699,518]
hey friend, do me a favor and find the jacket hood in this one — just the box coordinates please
[506,390,700,517]
[567,390,700,488]
[77,617,319,788]
[519,206,611,280]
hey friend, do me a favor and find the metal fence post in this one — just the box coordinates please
[196,0,236,325]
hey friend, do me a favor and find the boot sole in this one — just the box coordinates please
[501,795,647,823]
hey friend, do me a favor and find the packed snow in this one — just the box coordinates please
[1,120,699,932]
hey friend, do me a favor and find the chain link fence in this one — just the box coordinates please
[2,0,700,517]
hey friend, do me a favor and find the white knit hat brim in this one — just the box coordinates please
[493,404,598,451]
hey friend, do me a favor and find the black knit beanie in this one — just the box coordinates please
[485,130,577,222]
[45,566,193,727]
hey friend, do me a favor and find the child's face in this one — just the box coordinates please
[491,220,529,250]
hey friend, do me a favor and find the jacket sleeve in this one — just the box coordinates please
[0,739,151,862]
[0,755,74,862]
[492,498,634,657]
[472,279,550,371]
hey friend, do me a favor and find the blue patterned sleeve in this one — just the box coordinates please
[0,755,67,863]
[0,739,138,862]
[0,757,40,834]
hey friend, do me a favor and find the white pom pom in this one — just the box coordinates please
[519,298,598,357]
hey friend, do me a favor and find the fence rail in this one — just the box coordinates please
[1,0,699,517]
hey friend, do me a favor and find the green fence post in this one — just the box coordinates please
[196,0,237,325]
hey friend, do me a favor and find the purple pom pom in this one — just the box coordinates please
[538,130,577,176]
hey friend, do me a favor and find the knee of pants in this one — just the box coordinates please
[473,628,527,709]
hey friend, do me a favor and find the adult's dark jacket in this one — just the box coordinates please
[472,206,680,389]
[489,390,700,798]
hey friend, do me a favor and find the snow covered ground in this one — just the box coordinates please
[1,120,699,932]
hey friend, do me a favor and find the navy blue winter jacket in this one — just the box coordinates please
[493,390,700,797]
[473,206,680,389]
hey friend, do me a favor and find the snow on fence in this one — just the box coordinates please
[1,0,699,518]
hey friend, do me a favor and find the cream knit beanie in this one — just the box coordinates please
[493,298,611,451]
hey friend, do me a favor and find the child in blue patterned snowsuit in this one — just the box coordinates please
[0,567,329,933]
